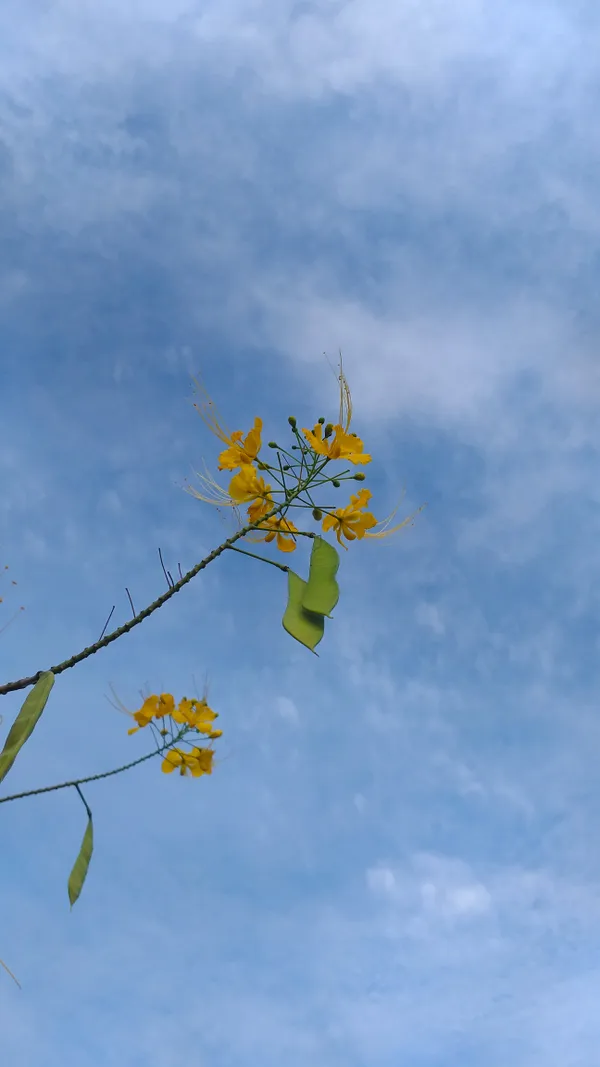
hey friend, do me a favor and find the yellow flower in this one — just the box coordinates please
[172,697,218,734]
[229,466,272,508]
[217,417,263,471]
[321,488,378,548]
[161,746,214,777]
[302,423,371,465]
[255,514,299,552]
[127,693,174,735]
[247,491,275,525]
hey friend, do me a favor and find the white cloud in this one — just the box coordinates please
[416,601,445,635]
[275,695,300,723]
[366,865,397,898]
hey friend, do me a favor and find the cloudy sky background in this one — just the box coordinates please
[2,1,600,1063]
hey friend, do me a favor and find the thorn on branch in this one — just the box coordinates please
[99,606,115,641]
[158,548,174,589]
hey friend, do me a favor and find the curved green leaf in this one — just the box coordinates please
[282,571,325,653]
[302,537,340,617]
[68,815,94,908]
[0,672,55,784]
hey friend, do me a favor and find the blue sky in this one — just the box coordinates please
[2,1,600,1063]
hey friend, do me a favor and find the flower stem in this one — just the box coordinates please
[225,546,290,571]
[0,747,163,804]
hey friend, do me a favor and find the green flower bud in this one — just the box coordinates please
[288,416,297,427]
[317,417,325,424]
[312,507,323,521]
[291,445,299,450]
[283,464,291,471]
[354,472,366,481]
[332,479,341,488]
[324,423,334,438]
[268,441,278,448]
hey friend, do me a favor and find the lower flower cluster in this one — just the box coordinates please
[127,693,222,777]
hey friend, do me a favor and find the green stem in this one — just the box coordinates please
[0,746,166,805]
[74,783,92,820]
[225,546,290,572]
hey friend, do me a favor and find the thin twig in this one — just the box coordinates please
[98,606,115,641]
[74,783,93,819]
[125,588,136,618]
[0,956,21,989]
[226,545,290,572]
[0,746,168,805]
[158,548,174,589]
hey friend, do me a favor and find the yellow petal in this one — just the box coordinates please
[302,426,329,456]
[276,533,297,552]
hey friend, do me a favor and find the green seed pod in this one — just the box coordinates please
[332,479,341,488]
[312,507,323,521]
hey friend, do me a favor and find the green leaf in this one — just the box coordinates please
[282,571,325,653]
[68,815,94,908]
[301,537,340,617]
[0,672,55,784]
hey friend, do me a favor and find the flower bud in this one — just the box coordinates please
[324,423,334,438]
[353,472,366,481]
[312,507,323,521]
[288,416,297,427]
[268,441,278,448]
[332,479,341,488]
[283,464,291,471]
[317,416,325,424]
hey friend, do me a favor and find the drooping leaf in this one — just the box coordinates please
[301,537,340,617]
[68,815,94,908]
[282,571,325,653]
[0,672,55,784]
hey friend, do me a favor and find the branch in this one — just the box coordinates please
[0,507,283,697]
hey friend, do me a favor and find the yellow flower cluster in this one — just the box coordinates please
[127,693,221,777]
[188,362,419,551]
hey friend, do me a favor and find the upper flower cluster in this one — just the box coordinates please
[187,361,419,551]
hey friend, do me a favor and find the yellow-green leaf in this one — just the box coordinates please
[0,672,55,784]
[68,815,94,908]
[282,571,325,653]
[302,537,340,617]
